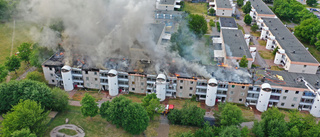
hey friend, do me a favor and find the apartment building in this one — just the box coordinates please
[156,0,181,11]
[211,0,235,17]
[257,17,319,74]
[248,0,276,21]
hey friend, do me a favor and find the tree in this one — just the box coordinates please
[0,80,55,114]
[194,122,215,137]
[216,22,220,32]
[209,8,215,16]
[188,14,208,38]
[294,18,320,45]
[0,64,8,82]
[237,0,244,7]
[178,131,194,137]
[252,121,264,137]
[0,0,9,20]
[170,24,194,58]
[242,1,251,14]
[1,100,49,137]
[307,0,318,7]
[123,102,149,135]
[251,23,258,32]
[17,42,32,64]
[209,19,215,27]
[51,88,69,112]
[30,44,54,68]
[239,55,248,68]
[11,128,37,137]
[272,46,279,55]
[218,103,243,126]
[26,71,46,83]
[141,93,162,120]
[167,109,182,124]
[241,126,250,137]
[244,14,252,25]
[219,125,241,137]
[100,101,111,119]
[263,0,273,3]
[5,55,21,74]
[80,93,99,119]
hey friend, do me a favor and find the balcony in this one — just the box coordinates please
[269,99,279,103]
[301,95,315,99]
[299,102,313,106]
[196,85,207,89]
[199,97,206,100]
[271,92,281,96]
[119,84,129,88]
[100,83,108,85]
[217,94,227,98]
[166,93,173,97]
[72,73,82,77]
[248,90,260,94]
[196,91,206,95]
[246,97,258,100]
[118,78,129,81]
[147,81,155,84]
[217,87,228,91]
[73,80,84,83]
[100,76,108,79]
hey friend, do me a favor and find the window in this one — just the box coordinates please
[239,98,243,102]
[86,77,89,80]
[173,80,177,83]
[241,92,245,96]
[87,83,90,87]
[141,82,144,86]
[190,87,193,90]
[189,94,192,97]
[85,71,88,74]
[52,80,55,83]
[49,67,52,71]
[304,65,307,68]
[281,103,285,106]
[132,81,135,84]
[242,86,245,89]
[230,91,234,95]
[95,84,98,88]
[232,85,235,88]
[295,91,299,94]
[291,104,295,107]
[283,96,287,100]
[141,88,144,91]
[180,80,183,83]
[285,90,288,93]
[190,81,194,84]
[94,72,97,75]
[50,73,53,77]
[95,78,98,81]
[293,97,297,101]
[180,86,183,89]
[132,88,135,91]
[229,97,233,102]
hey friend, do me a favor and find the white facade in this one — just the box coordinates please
[266,36,276,50]
[61,65,74,91]
[156,74,167,101]
[310,90,320,117]
[250,47,257,62]
[108,69,119,96]
[256,83,272,112]
[274,49,285,64]
[260,27,269,40]
[206,78,218,106]
[244,34,250,46]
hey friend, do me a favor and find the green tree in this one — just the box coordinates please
[141,93,162,120]
[5,55,21,74]
[242,1,251,14]
[170,24,194,58]
[252,121,264,137]
[272,46,279,55]
[11,128,37,137]
[80,93,99,119]
[0,64,8,82]
[123,102,149,135]
[194,122,215,137]
[103,96,131,126]
[241,126,250,137]
[287,110,318,137]
[251,23,258,32]
[26,71,46,83]
[294,18,320,45]
[307,0,318,7]
[1,100,49,137]
[216,22,220,32]
[167,109,182,124]
[219,125,241,137]
[239,55,248,68]
[244,14,252,25]
[209,19,215,27]
[209,8,215,16]
[29,44,54,68]
[17,42,32,64]
[51,88,69,112]
[100,101,111,119]
[188,14,208,38]
[180,101,205,127]
[0,0,9,20]
[0,80,55,113]
[237,0,244,7]
[178,131,194,137]
[286,126,299,137]
[219,103,243,126]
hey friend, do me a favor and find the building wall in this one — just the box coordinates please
[43,66,57,85]
[227,84,249,104]
[176,78,197,98]
[216,8,232,17]
[278,90,303,109]
[288,64,318,74]
[157,4,175,11]
[82,70,100,89]
[128,74,147,94]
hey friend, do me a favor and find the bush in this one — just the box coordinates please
[216,22,220,32]
[251,23,259,32]
[209,19,215,27]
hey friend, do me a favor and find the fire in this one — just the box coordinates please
[77,59,85,64]
[217,63,231,68]
[134,69,138,72]
[59,52,64,55]
[123,58,125,60]
[175,73,180,77]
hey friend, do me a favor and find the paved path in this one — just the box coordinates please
[155,115,170,137]
[241,121,254,129]
[16,66,37,80]
[50,124,85,137]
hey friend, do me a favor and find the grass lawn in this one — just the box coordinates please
[45,106,136,137]
[258,50,274,59]
[169,125,199,137]
[123,93,145,103]
[250,31,261,37]
[0,21,34,64]
[184,2,207,15]
[72,90,104,101]
[168,99,200,109]
[58,129,77,136]
[258,40,267,46]
[145,116,160,137]
[237,24,245,34]
[270,66,285,71]
[237,105,255,122]
[9,61,29,80]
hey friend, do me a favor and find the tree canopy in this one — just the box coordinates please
[251,23,258,32]
[0,64,8,82]
[80,93,99,118]
[100,96,149,135]
[1,100,49,137]
[17,42,32,63]
[30,44,54,68]
[294,18,320,45]
[219,125,241,137]
[307,0,318,7]
[237,0,244,7]
[141,93,162,120]
[5,55,21,74]
[11,128,37,137]
[188,14,208,38]
[26,71,46,83]
[215,103,243,126]
[242,1,251,14]
[239,55,248,68]
[244,14,252,25]
[209,8,215,16]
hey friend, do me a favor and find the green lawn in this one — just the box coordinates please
[237,105,255,122]
[45,106,136,137]
[169,125,199,137]
[250,31,261,37]
[8,61,28,80]
[258,40,267,46]
[270,66,285,71]
[0,21,34,64]
[258,50,274,59]
[168,99,200,109]
[237,24,245,34]
[184,2,207,15]
[58,129,77,136]
[123,93,145,103]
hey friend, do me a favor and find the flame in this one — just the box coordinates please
[60,52,64,55]
[123,58,125,60]
[218,63,231,68]
[235,67,238,69]
[77,59,85,64]
[134,69,138,72]
[175,73,180,77]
